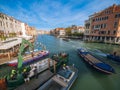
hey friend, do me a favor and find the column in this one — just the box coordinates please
[8,52,11,60]
[99,36,102,41]
[109,37,111,43]
[114,37,117,43]
[104,36,106,43]
[53,60,56,74]
[48,58,50,70]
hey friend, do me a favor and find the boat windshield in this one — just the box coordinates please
[57,69,72,79]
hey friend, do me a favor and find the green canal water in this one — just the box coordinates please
[36,35,120,90]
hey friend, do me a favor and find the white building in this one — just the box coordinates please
[21,23,27,36]
[0,13,22,35]
[71,26,84,34]
[59,29,66,36]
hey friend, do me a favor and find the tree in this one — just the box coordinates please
[65,27,72,36]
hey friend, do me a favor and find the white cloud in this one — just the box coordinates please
[0,0,119,30]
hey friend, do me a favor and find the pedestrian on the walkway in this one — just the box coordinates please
[34,66,38,78]
[23,69,30,83]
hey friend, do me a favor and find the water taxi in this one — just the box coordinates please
[38,65,78,90]
[77,48,115,74]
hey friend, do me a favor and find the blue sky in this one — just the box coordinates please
[0,0,120,30]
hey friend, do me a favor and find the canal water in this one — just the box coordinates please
[36,35,120,90]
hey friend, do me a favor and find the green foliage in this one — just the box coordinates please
[65,27,72,36]
[72,32,84,36]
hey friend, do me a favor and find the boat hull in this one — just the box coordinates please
[107,54,120,62]
[7,50,49,67]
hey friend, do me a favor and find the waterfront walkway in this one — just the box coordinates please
[15,70,54,90]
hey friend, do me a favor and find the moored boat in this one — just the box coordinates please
[107,54,120,62]
[62,38,70,42]
[7,50,49,67]
[77,48,115,74]
[51,52,69,70]
[38,65,78,90]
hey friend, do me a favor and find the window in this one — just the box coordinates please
[114,22,118,28]
[103,24,106,28]
[106,16,108,19]
[113,31,116,35]
[108,31,110,34]
[115,14,117,18]
[115,13,120,18]
[102,17,104,20]
[101,24,103,28]
[6,22,8,27]
[0,21,2,26]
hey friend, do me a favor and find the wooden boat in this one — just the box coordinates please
[107,54,120,62]
[7,50,49,67]
[62,38,70,42]
[51,52,69,70]
[38,65,78,90]
[77,48,115,74]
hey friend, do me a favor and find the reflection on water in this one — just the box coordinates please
[36,35,120,90]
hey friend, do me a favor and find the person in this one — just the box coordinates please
[63,64,67,70]
[34,66,38,78]
[23,69,30,83]
[72,64,75,67]
[113,52,117,56]
[10,69,17,80]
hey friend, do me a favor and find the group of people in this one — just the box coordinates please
[22,65,38,83]
[10,69,17,80]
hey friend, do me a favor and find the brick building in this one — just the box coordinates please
[84,4,120,44]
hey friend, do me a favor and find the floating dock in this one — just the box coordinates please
[15,70,54,90]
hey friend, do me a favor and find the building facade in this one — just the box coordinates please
[71,26,84,34]
[84,4,120,44]
[25,24,37,36]
[51,28,66,36]
[0,13,22,40]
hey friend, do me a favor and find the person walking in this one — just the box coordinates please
[34,66,38,79]
[23,69,30,83]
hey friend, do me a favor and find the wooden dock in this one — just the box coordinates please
[15,70,54,90]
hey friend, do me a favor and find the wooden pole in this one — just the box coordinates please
[8,52,10,60]
[48,58,50,70]
[53,60,56,74]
